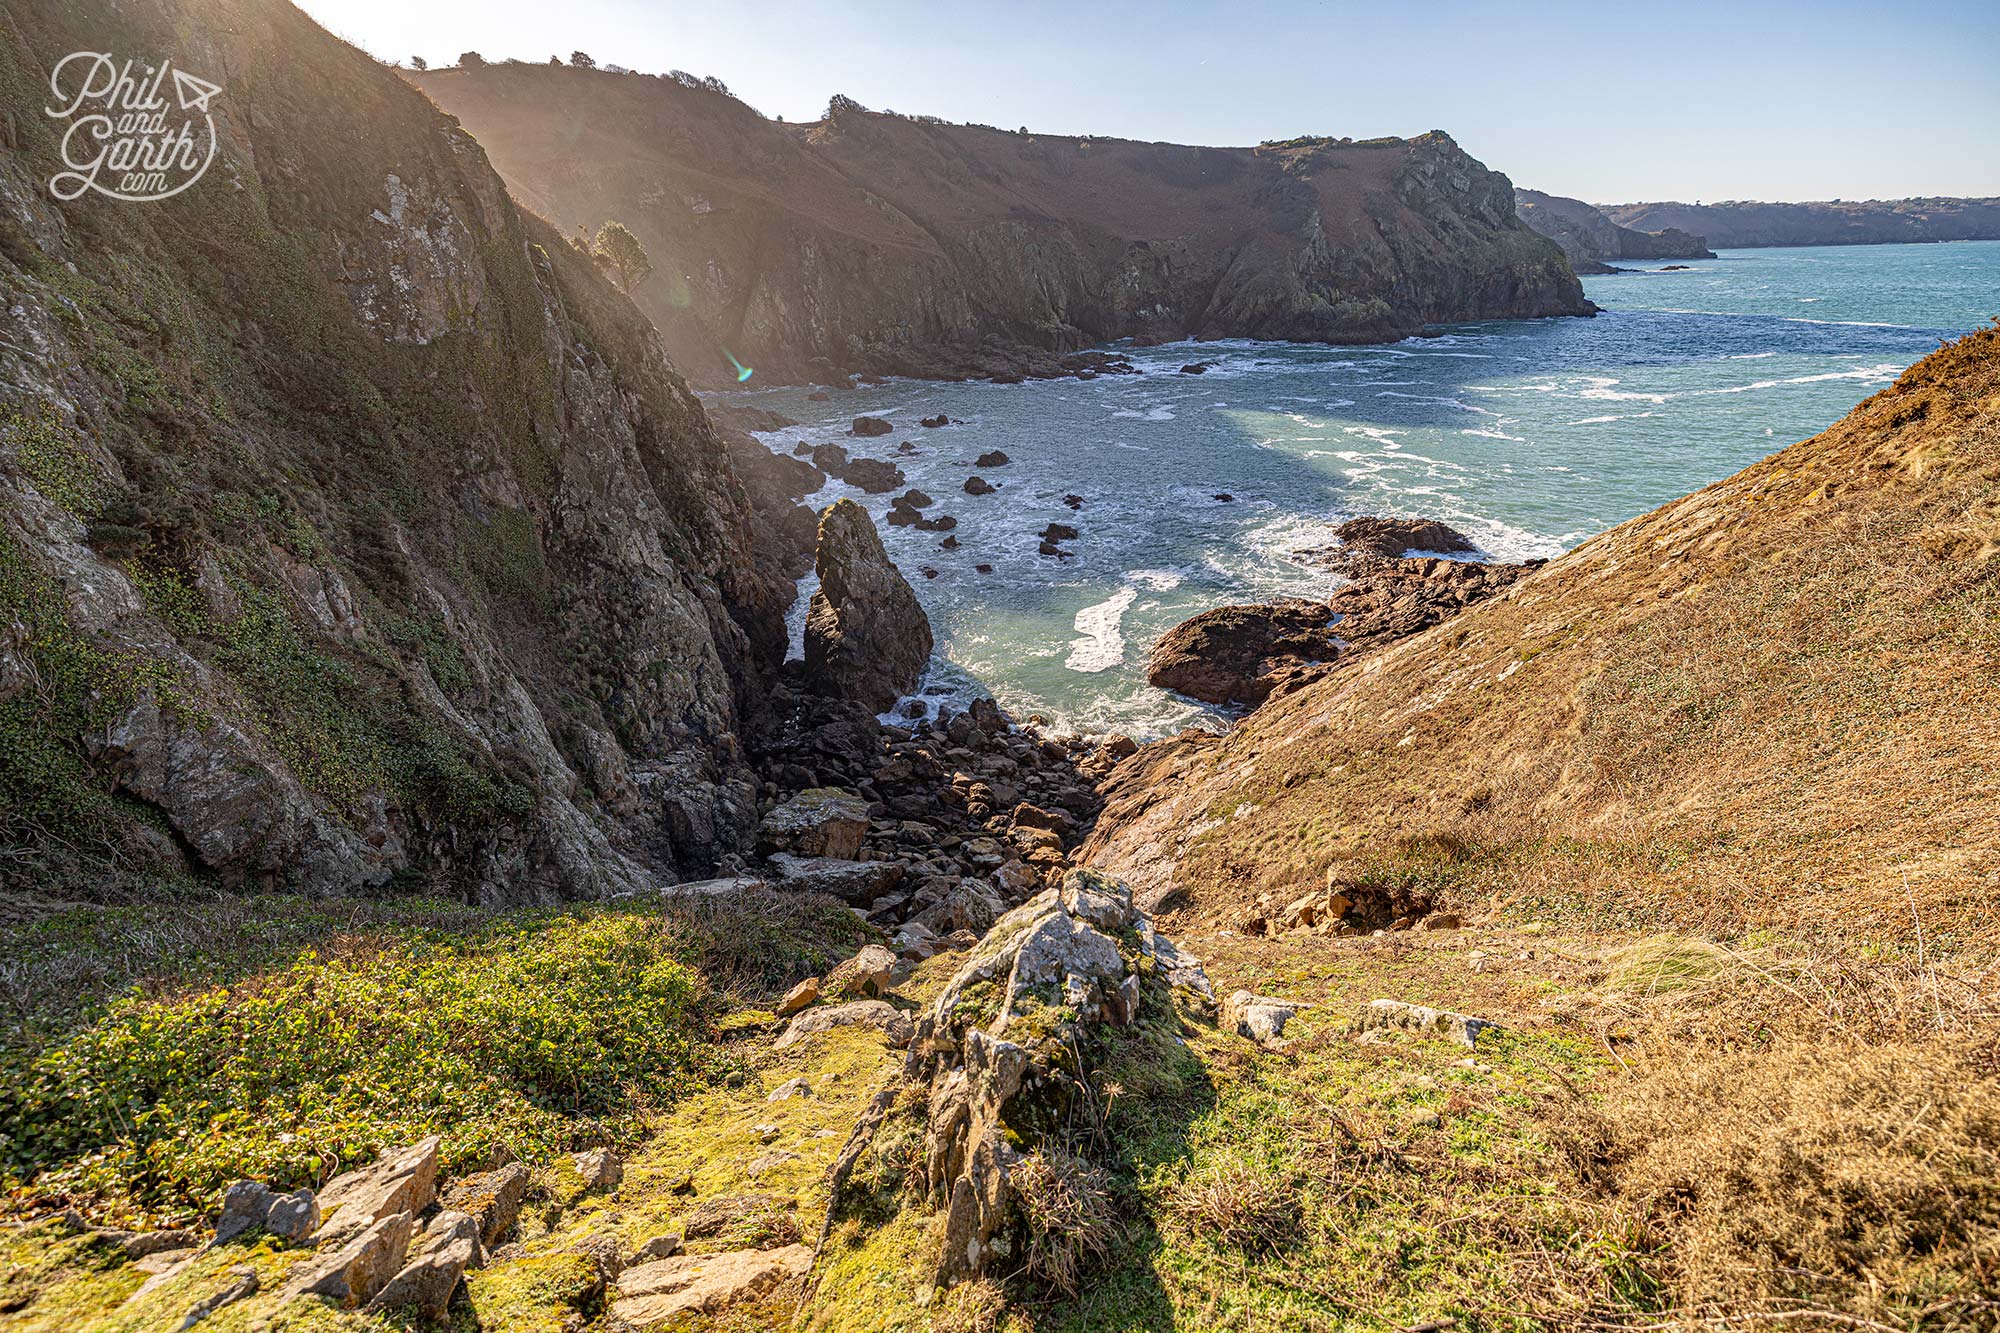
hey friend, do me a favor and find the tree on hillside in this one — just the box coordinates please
[459,51,484,68]
[410,55,427,71]
[593,222,653,294]
[571,51,596,68]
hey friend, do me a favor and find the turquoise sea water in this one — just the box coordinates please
[730,240,2000,737]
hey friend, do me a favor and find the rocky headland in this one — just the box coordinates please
[1514,187,1716,272]
[408,64,1594,387]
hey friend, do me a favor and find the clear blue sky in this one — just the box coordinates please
[295,0,2000,203]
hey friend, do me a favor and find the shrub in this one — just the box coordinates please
[1010,1149,1121,1296]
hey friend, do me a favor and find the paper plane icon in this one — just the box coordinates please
[172,67,222,112]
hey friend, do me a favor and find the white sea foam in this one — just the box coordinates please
[1112,404,1177,421]
[1066,586,1137,673]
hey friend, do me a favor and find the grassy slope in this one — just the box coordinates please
[1086,326,2000,950]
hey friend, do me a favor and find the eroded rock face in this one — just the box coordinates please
[316,1137,440,1243]
[803,500,934,711]
[0,0,787,901]
[441,1163,530,1246]
[366,1210,482,1320]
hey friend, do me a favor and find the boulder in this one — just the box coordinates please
[214,1180,320,1244]
[774,1000,914,1050]
[764,852,897,904]
[1334,515,1476,557]
[776,977,820,1017]
[851,416,893,436]
[756,787,871,860]
[1223,991,1300,1047]
[920,414,950,428]
[1179,362,1209,374]
[803,500,934,711]
[440,1163,530,1246]
[612,1245,813,1327]
[573,1147,623,1192]
[974,450,1010,467]
[1147,600,1341,708]
[366,1210,481,1320]
[963,475,996,496]
[842,458,905,493]
[1352,998,1501,1048]
[896,488,934,509]
[281,1212,414,1309]
[823,943,897,999]
[315,1137,439,1242]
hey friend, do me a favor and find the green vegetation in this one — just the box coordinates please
[0,904,727,1223]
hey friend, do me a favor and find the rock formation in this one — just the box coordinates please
[407,65,1593,386]
[802,500,934,712]
[1514,188,1715,272]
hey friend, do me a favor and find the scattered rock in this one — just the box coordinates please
[774,1000,914,1050]
[281,1212,414,1309]
[823,943,897,999]
[214,1181,319,1245]
[1352,998,1501,1048]
[440,1163,530,1247]
[1179,362,1210,374]
[756,787,871,860]
[803,501,934,712]
[920,414,950,428]
[776,977,820,1017]
[632,1234,682,1263]
[767,1076,813,1101]
[573,1147,623,1193]
[1213,492,1233,502]
[1148,600,1343,709]
[366,1210,481,1321]
[765,852,897,904]
[974,450,1010,467]
[851,416,893,436]
[1062,493,1084,510]
[1040,522,1079,543]
[612,1245,812,1327]
[1223,991,1300,1046]
[842,458,906,493]
[963,475,996,496]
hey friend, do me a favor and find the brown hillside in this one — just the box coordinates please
[411,66,1590,386]
[1085,327,2000,948]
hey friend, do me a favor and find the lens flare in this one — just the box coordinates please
[724,349,753,382]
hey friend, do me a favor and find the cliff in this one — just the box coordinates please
[1605,196,2000,249]
[0,0,795,901]
[408,66,1593,387]
[1514,187,1715,271]
[1084,326,2000,944]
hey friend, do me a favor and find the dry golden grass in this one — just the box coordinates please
[1086,326,2000,948]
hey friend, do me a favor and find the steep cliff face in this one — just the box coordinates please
[1605,196,2000,249]
[409,66,1592,387]
[1084,328,2000,942]
[0,0,792,900]
[1514,187,1715,271]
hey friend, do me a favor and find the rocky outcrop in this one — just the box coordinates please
[803,500,934,711]
[0,0,790,901]
[408,66,1592,387]
[821,869,1201,1291]
[1148,532,1540,709]
[1332,515,1477,557]
[1148,600,1343,709]
[1603,196,2000,249]
[1515,188,1715,271]
[613,1245,813,1327]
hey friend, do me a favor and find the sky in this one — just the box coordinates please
[292,0,2000,203]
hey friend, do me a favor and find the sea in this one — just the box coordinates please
[727,239,2000,738]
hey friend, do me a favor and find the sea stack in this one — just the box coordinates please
[804,499,935,711]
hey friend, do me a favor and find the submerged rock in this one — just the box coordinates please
[803,500,934,712]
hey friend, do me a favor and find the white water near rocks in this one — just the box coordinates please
[731,240,2000,738]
